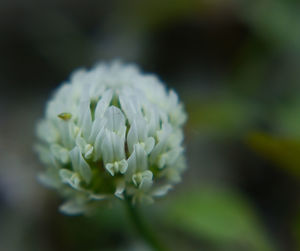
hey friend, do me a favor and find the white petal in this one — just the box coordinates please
[127,144,148,174]
[84,144,94,159]
[37,169,61,188]
[143,105,160,137]
[93,127,105,161]
[57,120,74,149]
[88,78,106,101]
[104,106,126,136]
[136,116,148,140]
[101,130,114,164]
[70,147,80,172]
[50,144,70,164]
[105,159,128,176]
[139,171,153,190]
[75,136,87,154]
[127,120,138,154]
[167,129,184,147]
[114,181,125,199]
[119,93,142,124]
[36,120,59,143]
[78,100,92,139]
[144,137,155,154]
[75,136,93,159]
[59,199,88,215]
[79,154,92,184]
[119,159,128,174]
[59,169,81,190]
[157,122,172,142]
[89,193,107,200]
[112,132,126,161]
[158,153,168,168]
[105,163,115,176]
[152,185,172,197]
[101,130,125,164]
[164,168,181,183]
[149,141,165,164]
[150,123,172,163]
[159,147,183,168]
[35,144,60,167]
[70,146,92,183]
[94,89,113,118]
[132,170,153,189]
[127,116,148,152]
[89,117,107,143]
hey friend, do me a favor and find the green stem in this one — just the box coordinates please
[124,196,167,251]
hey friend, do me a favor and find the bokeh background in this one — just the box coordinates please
[1,0,300,250]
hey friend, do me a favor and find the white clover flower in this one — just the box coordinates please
[36,61,187,214]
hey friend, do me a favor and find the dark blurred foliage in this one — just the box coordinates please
[1,0,300,250]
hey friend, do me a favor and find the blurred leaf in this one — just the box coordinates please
[57,200,132,250]
[164,186,274,251]
[228,39,271,95]
[240,0,300,51]
[186,93,255,136]
[275,101,300,139]
[293,209,300,251]
[88,200,130,230]
[120,0,231,30]
[247,132,300,178]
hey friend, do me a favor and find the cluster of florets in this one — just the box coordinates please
[36,62,187,214]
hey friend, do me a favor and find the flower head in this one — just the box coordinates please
[36,61,187,214]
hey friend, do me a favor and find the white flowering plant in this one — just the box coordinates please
[36,61,187,217]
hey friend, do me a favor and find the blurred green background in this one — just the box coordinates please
[0,0,300,250]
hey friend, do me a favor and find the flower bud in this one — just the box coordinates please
[36,61,187,214]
